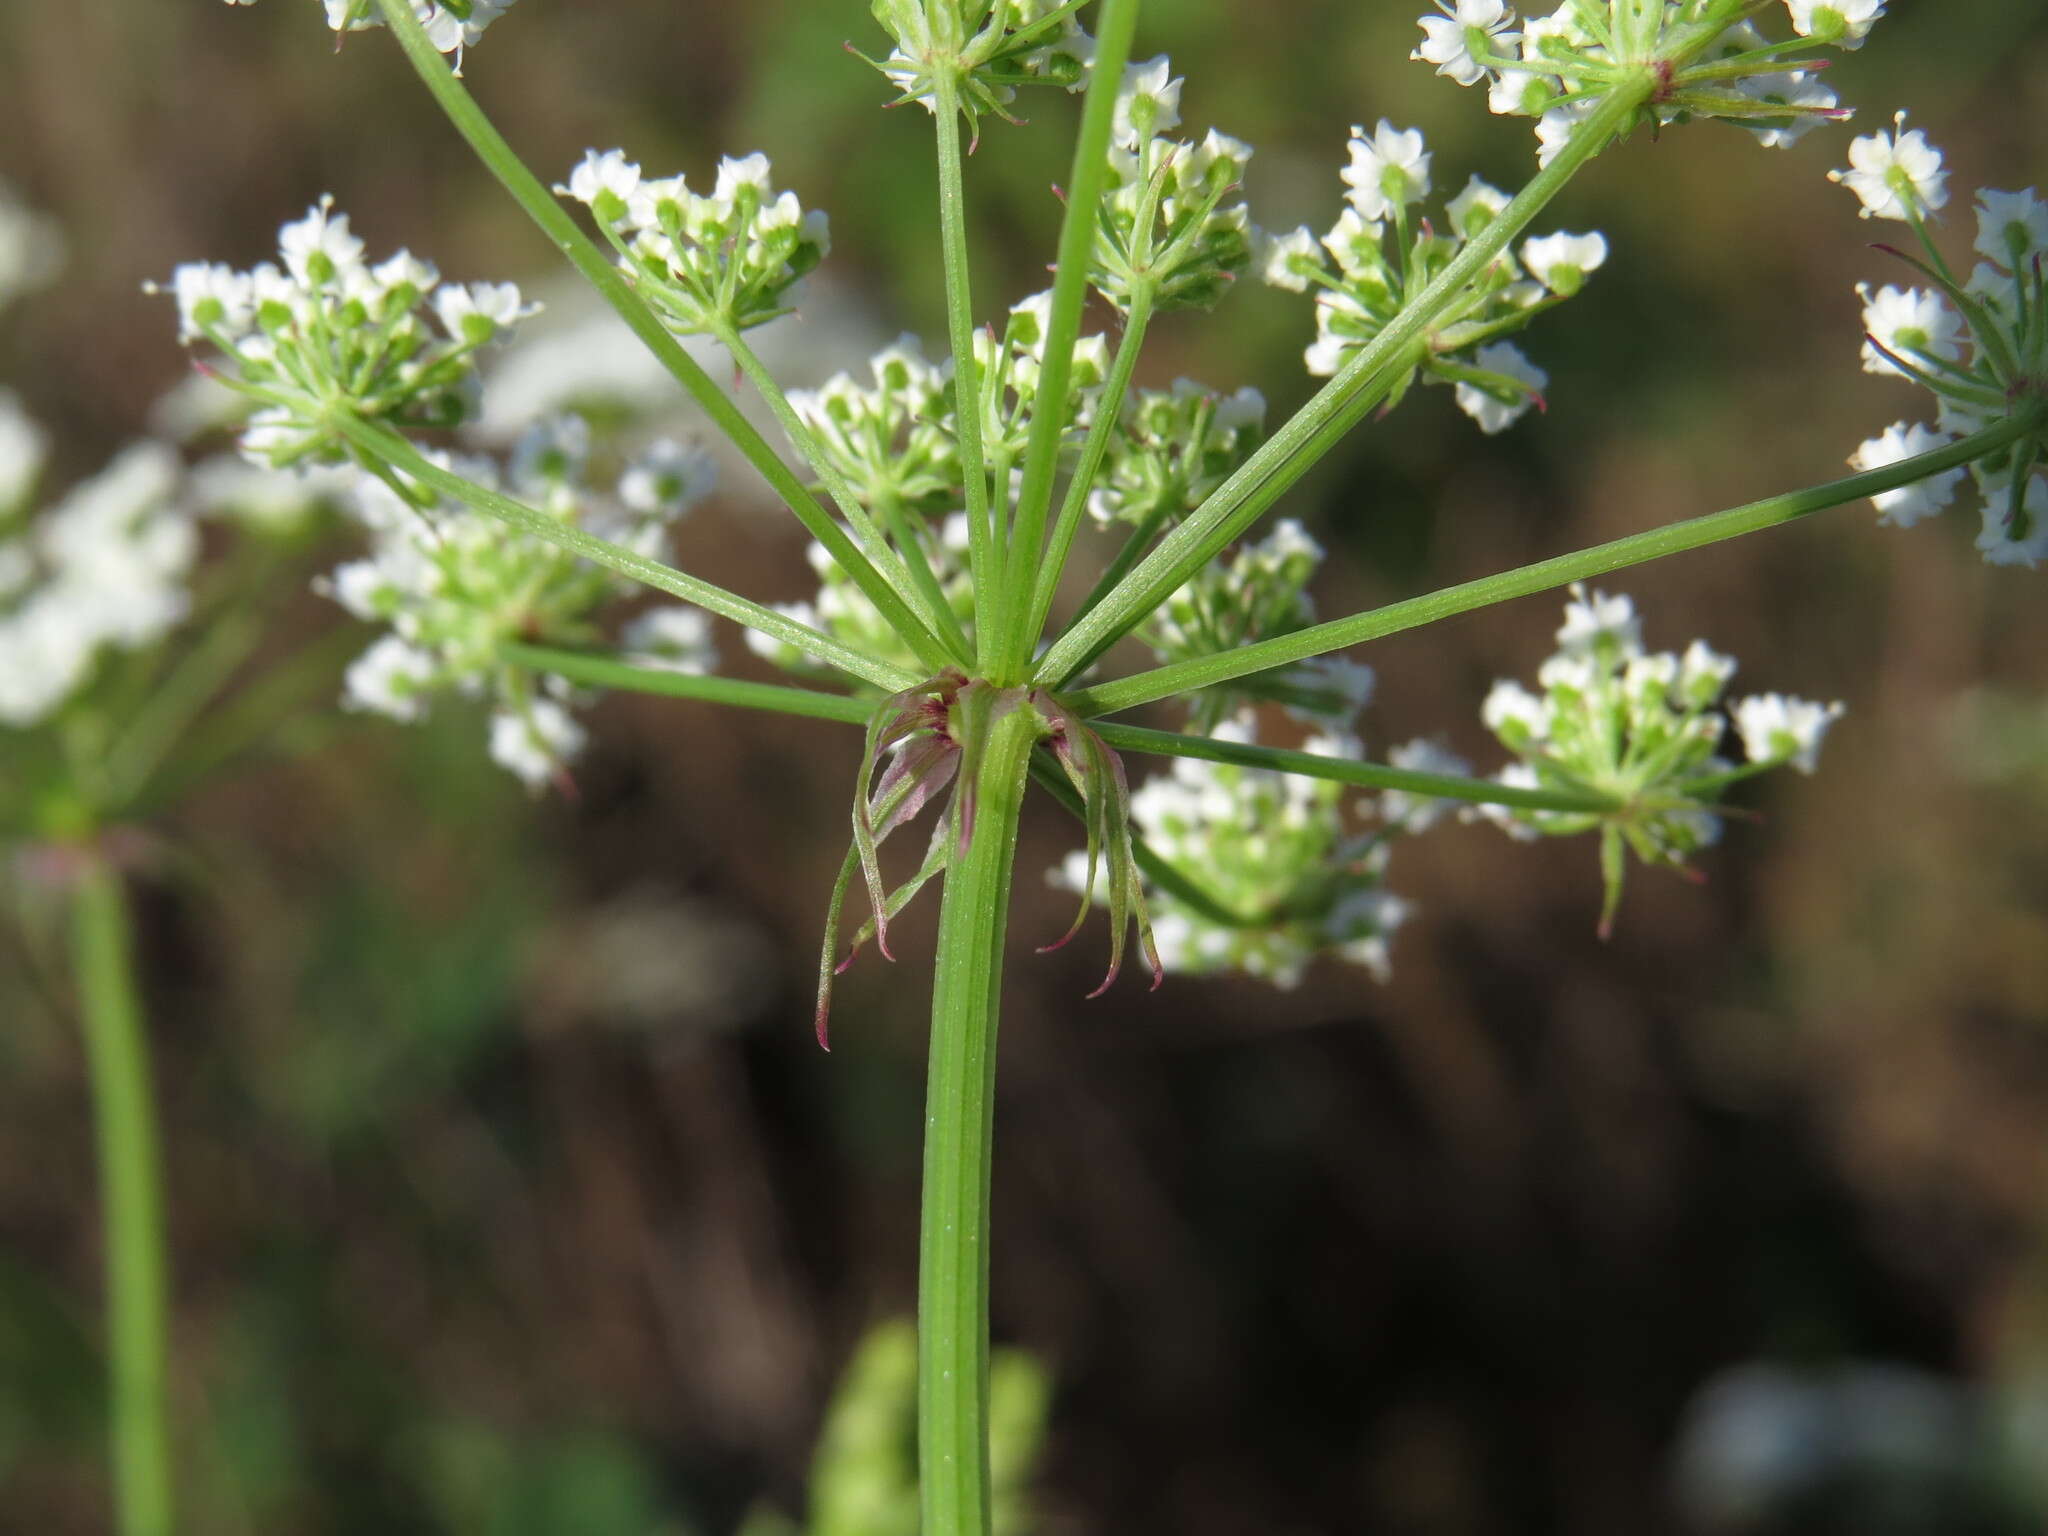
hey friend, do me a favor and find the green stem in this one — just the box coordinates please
[877,485,977,663]
[920,704,1040,1536]
[500,642,871,723]
[1036,81,1652,687]
[334,414,919,692]
[365,0,944,675]
[932,74,1000,674]
[69,852,173,1536]
[1090,722,1616,813]
[715,323,966,666]
[1073,412,2042,717]
[995,0,1142,677]
[1022,287,1157,648]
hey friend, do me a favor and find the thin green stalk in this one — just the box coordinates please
[334,415,919,692]
[920,704,1040,1536]
[1022,286,1157,648]
[1090,722,1617,814]
[366,0,948,675]
[876,485,977,663]
[715,323,967,665]
[1036,82,1653,687]
[1072,412,2043,717]
[69,852,173,1536]
[500,642,872,724]
[932,74,1000,674]
[995,0,1143,677]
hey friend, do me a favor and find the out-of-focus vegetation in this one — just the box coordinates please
[3,0,2048,1530]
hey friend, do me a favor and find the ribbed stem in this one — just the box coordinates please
[70,852,173,1536]
[919,705,1038,1536]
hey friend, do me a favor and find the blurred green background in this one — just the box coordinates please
[4,0,2048,1531]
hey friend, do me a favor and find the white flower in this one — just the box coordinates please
[560,149,642,220]
[1112,55,1182,149]
[1520,230,1607,296]
[1974,188,2048,269]
[1341,121,1431,221]
[1732,693,1845,773]
[1679,640,1738,707]
[1381,738,1472,833]
[1445,176,1510,239]
[0,178,64,312]
[1830,114,1948,222]
[622,605,717,674]
[1257,225,1325,292]
[433,280,534,344]
[1975,475,2048,569]
[343,634,437,722]
[489,698,586,790]
[0,389,47,513]
[1556,582,1641,658]
[617,438,717,516]
[1783,0,1886,49]
[1857,284,1961,377]
[1413,0,1516,88]
[1453,341,1546,434]
[1534,102,1593,169]
[278,198,364,285]
[1848,421,1965,527]
[1481,679,1549,745]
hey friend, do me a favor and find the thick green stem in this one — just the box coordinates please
[919,705,1039,1536]
[365,0,946,674]
[995,0,1142,676]
[1073,413,2044,717]
[1036,82,1652,686]
[69,853,173,1536]
[932,75,1000,674]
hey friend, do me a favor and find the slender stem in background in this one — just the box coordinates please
[920,705,1040,1536]
[1036,82,1653,686]
[995,0,1143,678]
[69,852,173,1536]
[932,74,1000,674]
[1071,412,2044,717]
[875,484,978,663]
[366,0,951,675]
[335,415,921,692]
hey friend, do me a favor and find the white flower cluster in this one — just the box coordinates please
[1057,718,1411,987]
[966,291,1110,466]
[1092,57,1254,314]
[1478,585,1843,928]
[0,398,194,729]
[159,199,535,471]
[1263,128,1606,432]
[747,514,977,681]
[222,0,519,57]
[559,149,829,337]
[1411,3,1871,162]
[868,0,1094,127]
[1835,124,2048,567]
[1143,520,1376,733]
[786,335,961,517]
[1087,378,1265,529]
[0,179,64,315]
[323,415,718,789]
